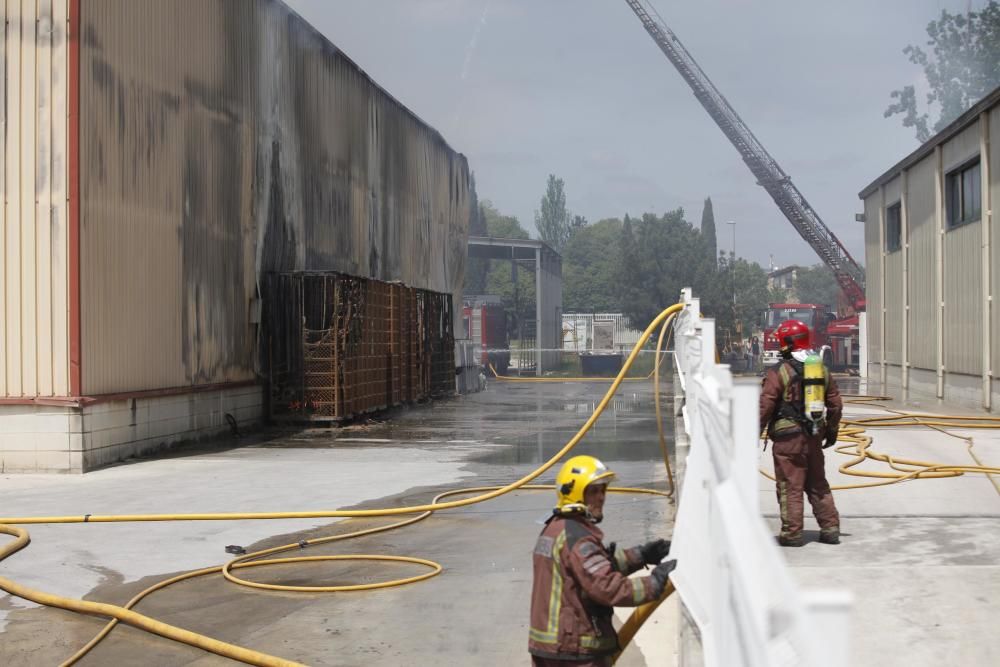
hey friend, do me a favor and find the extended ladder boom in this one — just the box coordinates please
[624,0,866,309]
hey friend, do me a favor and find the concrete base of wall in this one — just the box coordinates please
[867,363,1000,412]
[0,384,264,473]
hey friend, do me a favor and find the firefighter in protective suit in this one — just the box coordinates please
[759,319,843,547]
[529,455,676,666]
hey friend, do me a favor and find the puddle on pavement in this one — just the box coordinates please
[473,426,669,465]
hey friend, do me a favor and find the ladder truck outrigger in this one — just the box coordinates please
[624,0,865,370]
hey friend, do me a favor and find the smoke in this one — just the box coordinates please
[460,2,490,81]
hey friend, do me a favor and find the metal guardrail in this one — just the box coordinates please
[670,288,852,667]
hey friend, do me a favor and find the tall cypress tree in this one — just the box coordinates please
[700,197,717,265]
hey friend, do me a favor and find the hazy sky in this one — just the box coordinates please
[286,0,986,269]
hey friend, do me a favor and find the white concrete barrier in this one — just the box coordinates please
[670,288,852,667]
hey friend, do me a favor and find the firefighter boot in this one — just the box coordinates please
[777,534,803,547]
[818,528,840,545]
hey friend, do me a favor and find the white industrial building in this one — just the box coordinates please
[860,86,998,410]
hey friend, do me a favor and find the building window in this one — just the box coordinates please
[946,158,981,229]
[885,202,901,252]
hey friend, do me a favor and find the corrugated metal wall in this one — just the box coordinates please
[991,107,999,380]
[942,124,983,376]
[943,221,983,375]
[882,177,902,365]
[865,112,999,393]
[863,194,882,366]
[906,156,936,369]
[0,0,70,398]
[78,0,472,394]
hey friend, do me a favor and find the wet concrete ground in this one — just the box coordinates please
[0,379,676,666]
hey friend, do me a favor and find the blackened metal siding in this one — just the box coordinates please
[78,0,472,394]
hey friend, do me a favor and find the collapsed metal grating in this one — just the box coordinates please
[264,273,454,421]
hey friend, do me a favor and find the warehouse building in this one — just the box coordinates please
[860,86,998,410]
[0,0,473,471]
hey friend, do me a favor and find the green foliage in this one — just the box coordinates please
[616,209,769,336]
[886,2,1000,142]
[563,218,623,312]
[482,200,530,240]
[700,197,717,264]
[618,210,712,326]
[711,253,772,336]
[465,175,489,294]
[470,201,535,330]
[790,264,841,310]
[535,174,571,251]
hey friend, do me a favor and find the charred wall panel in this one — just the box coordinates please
[79,0,471,394]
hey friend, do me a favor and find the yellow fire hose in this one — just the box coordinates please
[0,305,685,666]
[757,396,1000,491]
[488,363,655,381]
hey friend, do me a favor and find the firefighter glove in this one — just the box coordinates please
[639,538,671,565]
[649,559,677,592]
[823,427,839,449]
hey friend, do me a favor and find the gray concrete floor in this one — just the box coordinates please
[0,380,675,666]
[7,374,994,667]
[758,379,1000,667]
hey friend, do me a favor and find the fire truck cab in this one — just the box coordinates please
[762,303,858,371]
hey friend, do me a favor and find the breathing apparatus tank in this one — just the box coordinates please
[801,352,826,435]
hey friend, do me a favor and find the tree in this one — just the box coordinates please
[618,209,716,328]
[700,197,717,265]
[563,218,623,312]
[464,174,489,294]
[535,174,571,251]
[886,2,1000,142]
[711,254,772,337]
[791,264,841,310]
[482,200,530,239]
[473,201,535,332]
[616,208,769,339]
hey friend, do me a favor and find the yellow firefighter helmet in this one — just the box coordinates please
[555,455,616,510]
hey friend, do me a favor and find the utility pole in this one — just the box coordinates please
[728,220,738,336]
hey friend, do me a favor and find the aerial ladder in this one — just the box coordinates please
[623,0,866,312]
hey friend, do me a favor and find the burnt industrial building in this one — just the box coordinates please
[0,0,473,471]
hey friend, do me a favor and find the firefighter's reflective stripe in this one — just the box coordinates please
[777,480,791,538]
[529,531,567,644]
[582,553,606,574]
[613,547,629,572]
[580,634,618,651]
[630,578,645,604]
[531,631,616,652]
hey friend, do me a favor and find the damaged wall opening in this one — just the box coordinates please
[265,272,455,422]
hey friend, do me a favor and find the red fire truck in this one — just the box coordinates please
[762,303,859,370]
[462,297,510,375]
